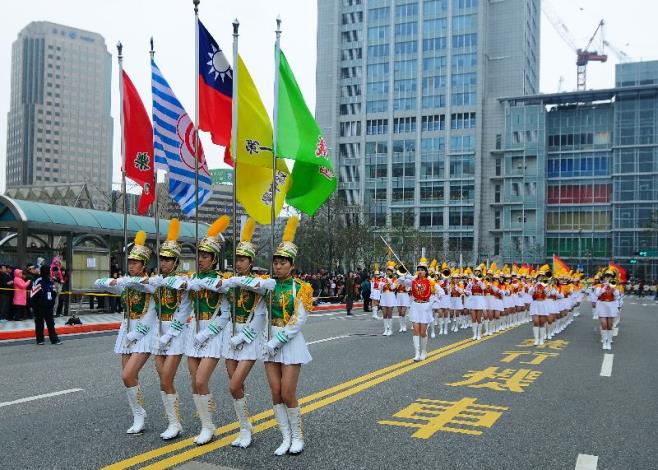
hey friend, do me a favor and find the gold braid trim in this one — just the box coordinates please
[294,280,314,313]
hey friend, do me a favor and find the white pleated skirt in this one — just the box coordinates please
[450,296,464,310]
[261,326,312,365]
[114,320,157,355]
[488,297,504,312]
[152,320,189,356]
[396,292,411,307]
[222,323,264,361]
[185,319,224,358]
[530,300,549,316]
[465,295,486,310]
[409,301,434,324]
[380,292,397,307]
[502,296,515,309]
[370,290,381,301]
[595,301,618,318]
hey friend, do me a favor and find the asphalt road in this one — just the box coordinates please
[1,299,656,470]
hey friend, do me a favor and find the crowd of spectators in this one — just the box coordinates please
[0,262,70,322]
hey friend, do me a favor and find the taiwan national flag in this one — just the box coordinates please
[198,19,233,165]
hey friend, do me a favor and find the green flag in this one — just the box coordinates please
[276,49,337,216]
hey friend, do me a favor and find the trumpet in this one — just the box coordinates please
[609,279,618,286]
[397,265,408,277]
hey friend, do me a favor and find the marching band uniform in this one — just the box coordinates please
[437,266,452,335]
[186,216,233,446]
[406,257,438,361]
[94,231,156,434]
[465,268,487,340]
[395,275,411,332]
[139,219,190,440]
[263,217,313,456]
[380,262,398,336]
[594,273,620,350]
[370,266,383,320]
[449,275,465,332]
[224,219,273,448]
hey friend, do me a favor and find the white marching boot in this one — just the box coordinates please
[372,306,380,320]
[273,403,291,456]
[539,327,546,345]
[193,394,216,445]
[287,407,304,454]
[126,385,146,434]
[430,321,436,338]
[532,326,540,346]
[420,335,428,360]
[160,391,182,440]
[231,398,253,448]
[471,322,478,340]
[412,335,421,361]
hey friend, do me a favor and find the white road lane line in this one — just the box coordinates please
[0,388,84,408]
[600,354,614,377]
[575,453,598,470]
[307,335,351,345]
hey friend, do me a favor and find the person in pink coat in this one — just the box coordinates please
[13,268,31,320]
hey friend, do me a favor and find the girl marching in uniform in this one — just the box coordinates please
[223,218,273,449]
[185,216,233,445]
[380,262,398,336]
[436,263,452,335]
[94,231,156,434]
[529,265,551,345]
[594,267,621,350]
[465,265,487,340]
[449,270,465,333]
[395,266,411,333]
[262,217,314,456]
[370,265,383,320]
[407,257,441,361]
[132,219,190,440]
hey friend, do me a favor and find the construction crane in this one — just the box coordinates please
[603,40,632,63]
[541,1,608,90]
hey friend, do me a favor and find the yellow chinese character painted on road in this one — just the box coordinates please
[447,367,542,393]
[378,397,507,439]
[500,351,560,365]
[517,339,569,350]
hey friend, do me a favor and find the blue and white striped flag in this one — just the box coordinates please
[151,59,213,216]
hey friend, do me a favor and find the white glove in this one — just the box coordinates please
[124,330,141,346]
[187,278,202,291]
[230,334,246,349]
[149,275,165,288]
[193,330,211,349]
[158,333,173,351]
[265,337,284,356]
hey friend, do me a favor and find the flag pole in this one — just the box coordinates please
[117,41,128,276]
[269,16,282,342]
[150,37,162,343]
[193,0,200,262]
[231,18,240,337]
[150,37,160,274]
[117,41,130,334]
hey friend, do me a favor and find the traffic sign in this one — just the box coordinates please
[629,259,638,264]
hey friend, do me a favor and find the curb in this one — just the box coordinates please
[0,303,362,341]
[0,322,121,341]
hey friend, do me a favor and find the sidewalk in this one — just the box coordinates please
[0,302,362,341]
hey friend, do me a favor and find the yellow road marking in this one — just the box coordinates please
[104,328,517,469]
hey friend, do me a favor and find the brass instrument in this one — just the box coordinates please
[609,279,618,286]
[397,265,408,277]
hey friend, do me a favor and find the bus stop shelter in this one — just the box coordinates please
[0,195,207,291]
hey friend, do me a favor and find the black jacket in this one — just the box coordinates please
[31,277,57,311]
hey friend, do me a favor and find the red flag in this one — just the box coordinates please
[198,20,233,165]
[122,70,155,215]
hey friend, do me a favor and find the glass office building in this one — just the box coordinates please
[6,22,113,209]
[497,61,658,279]
[316,0,540,261]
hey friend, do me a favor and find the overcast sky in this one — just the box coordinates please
[0,0,656,193]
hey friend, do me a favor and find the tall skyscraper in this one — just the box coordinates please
[316,0,540,261]
[6,21,113,209]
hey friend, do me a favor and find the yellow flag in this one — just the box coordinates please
[235,55,290,224]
